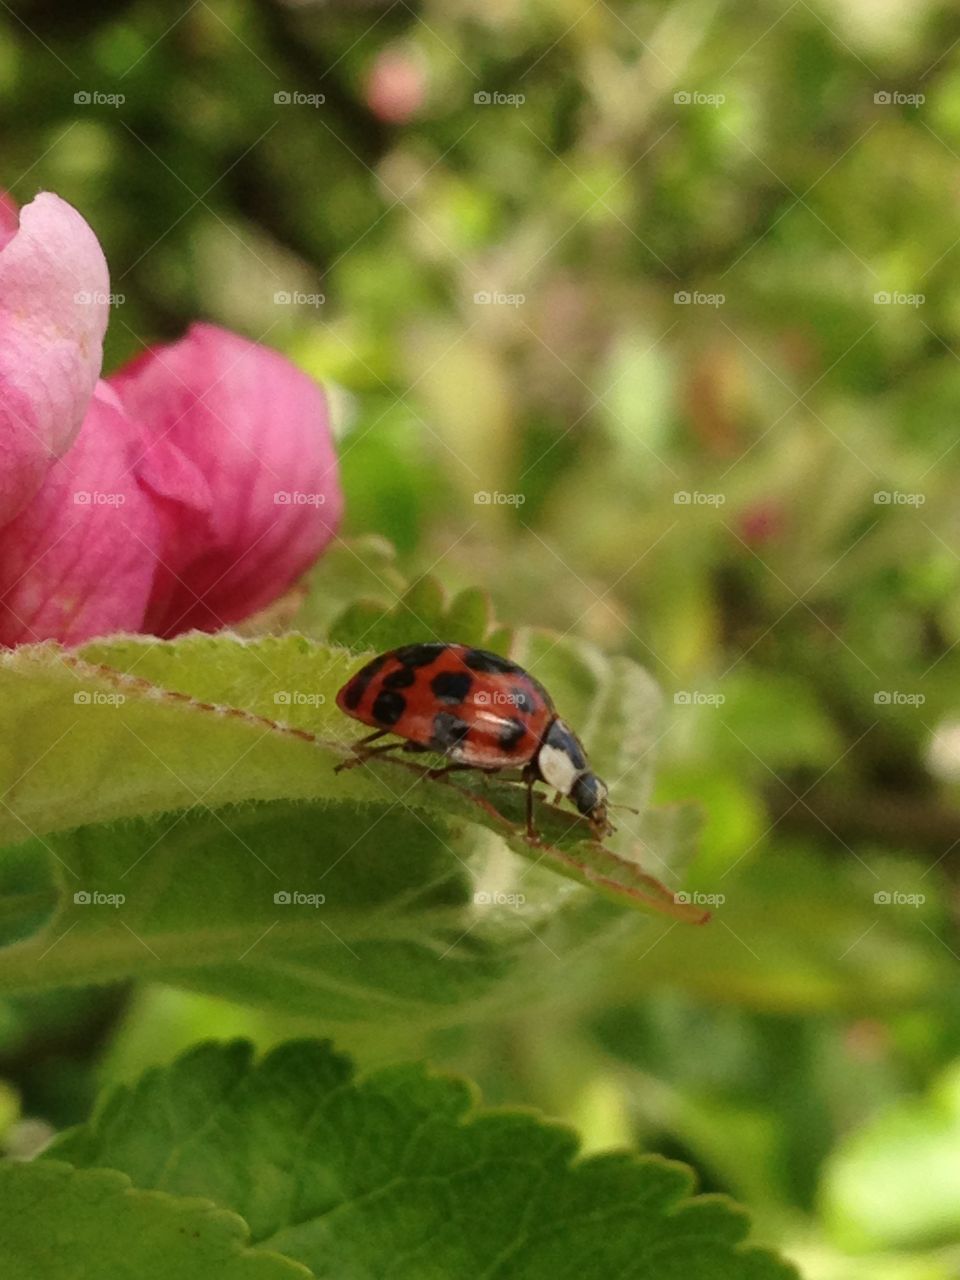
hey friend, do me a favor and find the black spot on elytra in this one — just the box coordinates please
[510,685,535,714]
[372,690,407,726]
[394,642,447,667]
[430,670,473,704]
[430,712,471,752]
[463,648,522,675]
[498,718,528,751]
[383,666,417,690]
[342,654,387,710]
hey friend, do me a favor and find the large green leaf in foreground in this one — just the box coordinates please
[0,630,704,1021]
[43,1038,798,1280]
[0,1161,308,1280]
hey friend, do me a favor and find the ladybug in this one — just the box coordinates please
[335,642,612,839]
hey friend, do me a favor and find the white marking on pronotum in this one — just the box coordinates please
[536,741,580,797]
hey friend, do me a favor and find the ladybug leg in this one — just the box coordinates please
[334,730,393,773]
[522,765,540,841]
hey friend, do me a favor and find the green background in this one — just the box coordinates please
[3,1,960,1275]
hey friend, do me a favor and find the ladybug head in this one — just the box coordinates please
[570,770,611,835]
[536,719,612,837]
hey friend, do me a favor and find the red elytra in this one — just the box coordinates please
[335,642,612,838]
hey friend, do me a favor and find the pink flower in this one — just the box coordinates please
[112,324,343,637]
[0,193,342,646]
[0,386,165,645]
[0,193,109,527]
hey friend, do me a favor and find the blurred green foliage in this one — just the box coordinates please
[4,0,960,1275]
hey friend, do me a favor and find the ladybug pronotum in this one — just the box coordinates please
[335,642,613,839]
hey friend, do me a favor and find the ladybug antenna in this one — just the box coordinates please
[606,800,640,816]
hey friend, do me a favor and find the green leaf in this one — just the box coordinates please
[0,629,705,1015]
[0,804,513,1018]
[0,1160,310,1280]
[326,575,508,654]
[49,1038,798,1280]
[0,631,702,907]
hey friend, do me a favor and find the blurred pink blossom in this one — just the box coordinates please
[737,501,784,547]
[365,47,426,124]
[0,192,342,646]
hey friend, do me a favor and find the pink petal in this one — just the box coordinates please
[110,323,343,636]
[0,384,162,646]
[0,192,18,251]
[0,192,110,526]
